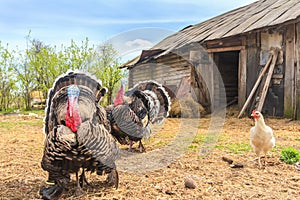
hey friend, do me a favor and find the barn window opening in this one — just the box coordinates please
[213,51,239,106]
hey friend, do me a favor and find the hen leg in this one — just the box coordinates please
[258,156,262,169]
[253,150,262,168]
[74,172,85,197]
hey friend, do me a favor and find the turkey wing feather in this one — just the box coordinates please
[112,104,150,139]
[77,120,119,169]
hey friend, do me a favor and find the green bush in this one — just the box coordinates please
[280,147,300,164]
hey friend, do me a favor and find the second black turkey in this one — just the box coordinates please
[106,80,171,152]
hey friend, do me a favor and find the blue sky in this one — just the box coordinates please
[0,0,257,59]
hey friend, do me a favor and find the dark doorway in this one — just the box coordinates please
[213,51,239,106]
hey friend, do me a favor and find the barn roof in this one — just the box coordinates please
[122,0,300,67]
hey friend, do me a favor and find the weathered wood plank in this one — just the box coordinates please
[270,1,300,26]
[206,37,243,49]
[246,33,260,97]
[206,46,244,53]
[296,22,300,119]
[238,48,247,109]
[238,54,273,118]
[245,0,291,32]
[224,2,271,37]
[149,0,300,53]
[257,48,279,112]
[284,24,295,118]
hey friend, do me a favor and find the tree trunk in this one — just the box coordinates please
[107,89,112,105]
[24,88,31,110]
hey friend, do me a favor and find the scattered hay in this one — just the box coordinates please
[1,114,300,199]
[169,98,206,118]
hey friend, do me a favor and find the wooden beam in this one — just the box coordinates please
[237,54,273,118]
[284,24,295,118]
[257,48,279,112]
[238,49,247,109]
[296,22,300,119]
[209,53,214,111]
[206,46,245,53]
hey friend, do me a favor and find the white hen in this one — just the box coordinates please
[250,110,275,168]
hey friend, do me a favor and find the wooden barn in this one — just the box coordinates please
[122,0,300,119]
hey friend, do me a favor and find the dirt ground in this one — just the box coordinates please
[0,110,300,200]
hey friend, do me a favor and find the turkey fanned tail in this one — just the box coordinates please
[40,70,118,199]
[126,80,171,123]
[108,80,171,152]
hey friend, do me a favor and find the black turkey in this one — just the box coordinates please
[106,80,171,152]
[40,70,119,200]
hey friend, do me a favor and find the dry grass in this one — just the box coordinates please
[1,111,300,199]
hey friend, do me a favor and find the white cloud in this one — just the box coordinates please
[125,39,153,48]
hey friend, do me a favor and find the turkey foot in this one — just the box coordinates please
[128,141,134,152]
[40,185,64,200]
[138,140,145,152]
[74,187,85,197]
[74,172,85,197]
[107,169,119,189]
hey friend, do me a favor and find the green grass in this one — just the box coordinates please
[154,141,167,147]
[0,121,16,130]
[187,132,223,152]
[0,107,20,115]
[296,138,300,142]
[0,108,45,115]
[272,144,283,153]
[192,134,205,144]
[22,109,45,115]
[188,145,198,149]
[0,120,43,131]
[215,142,251,154]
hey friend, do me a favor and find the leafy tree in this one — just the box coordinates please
[15,50,36,110]
[86,43,125,105]
[26,39,66,98]
[0,31,125,111]
[0,42,18,111]
[64,38,95,70]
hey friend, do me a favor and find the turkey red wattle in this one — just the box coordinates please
[65,85,81,132]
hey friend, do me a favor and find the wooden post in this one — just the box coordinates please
[256,48,279,112]
[296,22,300,119]
[237,54,273,118]
[284,24,295,118]
[238,49,247,109]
